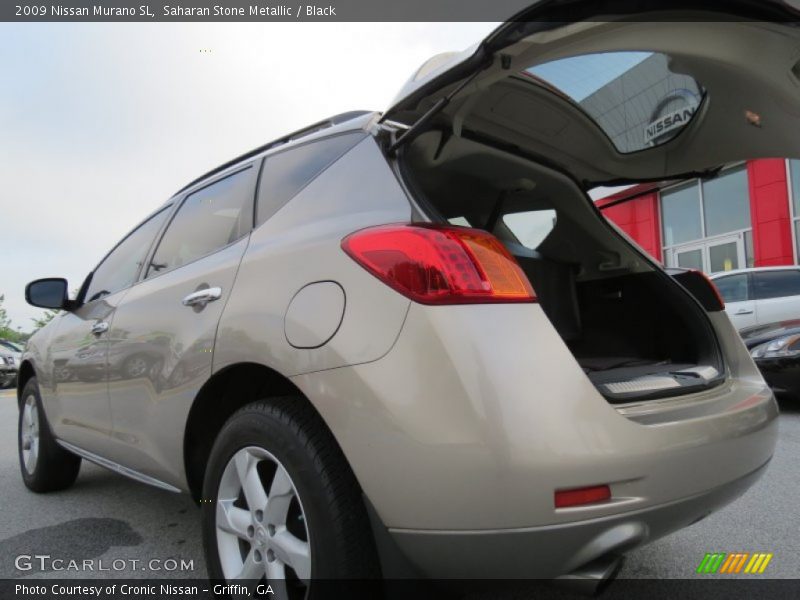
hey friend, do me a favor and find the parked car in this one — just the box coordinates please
[0,354,18,388]
[18,4,794,592]
[741,319,800,399]
[0,339,22,388]
[710,267,800,330]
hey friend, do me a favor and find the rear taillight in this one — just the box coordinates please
[341,223,536,305]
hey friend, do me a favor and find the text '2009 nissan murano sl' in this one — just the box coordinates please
[18,2,794,595]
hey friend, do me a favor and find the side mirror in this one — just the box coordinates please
[25,278,71,310]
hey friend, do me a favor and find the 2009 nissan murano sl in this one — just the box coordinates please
[18,2,795,594]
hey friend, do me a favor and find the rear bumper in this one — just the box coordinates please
[293,302,778,575]
[387,461,768,579]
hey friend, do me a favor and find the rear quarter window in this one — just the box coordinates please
[503,209,557,249]
[255,132,366,226]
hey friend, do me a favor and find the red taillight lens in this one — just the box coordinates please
[341,224,536,305]
[554,485,611,509]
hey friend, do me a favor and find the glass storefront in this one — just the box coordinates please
[662,166,754,273]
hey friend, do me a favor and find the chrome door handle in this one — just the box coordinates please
[735,309,754,315]
[91,322,109,335]
[182,287,222,307]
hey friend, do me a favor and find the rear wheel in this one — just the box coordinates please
[18,377,81,492]
[202,398,380,598]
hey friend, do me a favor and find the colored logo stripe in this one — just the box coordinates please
[697,552,773,574]
[697,553,726,573]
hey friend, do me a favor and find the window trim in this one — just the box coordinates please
[141,163,257,283]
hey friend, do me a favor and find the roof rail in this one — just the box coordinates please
[174,110,373,196]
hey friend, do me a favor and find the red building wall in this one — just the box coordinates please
[747,159,794,266]
[597,188,662,262]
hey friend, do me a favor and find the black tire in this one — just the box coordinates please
[18,377,82,492]
[202,397,380,591]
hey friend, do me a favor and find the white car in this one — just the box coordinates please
[711,267,800,330]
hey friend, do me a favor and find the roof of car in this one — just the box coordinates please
[709,266,800,279]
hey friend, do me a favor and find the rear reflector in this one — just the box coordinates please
[554,485,611,508]
[341,223,536,305]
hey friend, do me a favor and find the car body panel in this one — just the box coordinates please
[754,295,800,327]
[291,304,776,531]
[390,462,767,579]
[724,299,758,330]
[99,236,251,486]
[213,136,412,379]
[42,293,125,453]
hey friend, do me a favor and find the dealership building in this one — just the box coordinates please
[582,54,800,274]
[597,159,800,274]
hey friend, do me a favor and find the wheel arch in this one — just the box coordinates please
[183,362,330,502]
[16,360,37,405]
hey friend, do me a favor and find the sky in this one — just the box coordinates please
[0,22,497,330]
[528,51,651,102]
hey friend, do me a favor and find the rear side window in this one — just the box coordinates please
[256,132,365,226]
[752,270,800,300]
[147,167,255,278]
[713,274,749,303]
[503,209,557,249]
[84,207,171,302]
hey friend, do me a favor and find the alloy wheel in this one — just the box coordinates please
[216,446,310,598]
[20,395,40,474]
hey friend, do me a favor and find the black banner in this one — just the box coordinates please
[3,0,531,22]
[4,579,800,600]
[3,0,800,23]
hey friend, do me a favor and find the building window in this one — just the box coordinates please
[662,183,702,246]
[702,167,750,237]
[661,165,753,273]
[789,159,800,261]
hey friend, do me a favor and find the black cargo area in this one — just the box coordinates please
[509,243,722,402]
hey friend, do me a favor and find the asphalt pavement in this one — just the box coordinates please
[0,386,798,588]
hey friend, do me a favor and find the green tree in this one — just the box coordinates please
[0,294,9,331]
[31,310,59,330]
[0,294,33,342]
